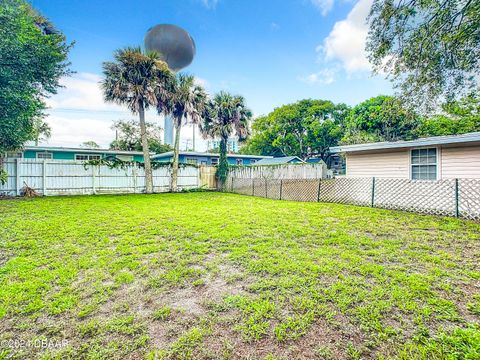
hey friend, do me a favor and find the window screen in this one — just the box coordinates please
[411,148,437,180]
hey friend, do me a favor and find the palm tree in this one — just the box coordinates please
[157,73,207,192]
[32,118,52,146]
[201,91,251,189]
[102,47,172,194]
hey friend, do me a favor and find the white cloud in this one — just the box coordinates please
[270,22,280,31]
[43,116,115,148]
[319,0,373,72]
[311,0,335,16]
[199,0,219,9]
[46,72,123,111]
[298,67,338,85]
[194,76,210,89]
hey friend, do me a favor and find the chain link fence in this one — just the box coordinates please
[227,177,480,221]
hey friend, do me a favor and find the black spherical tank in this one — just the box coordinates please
[144,24,196,71]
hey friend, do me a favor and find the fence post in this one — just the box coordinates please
[42,160,47,196]
[92,166,97,195]
[252,179,255,196]
[317,179,322,202]
[133,166,137,194]
[15,158,21,196]
[455,178,459,218]
[371,177,376,207]
[279,179,283,200]
[265,179,268,198]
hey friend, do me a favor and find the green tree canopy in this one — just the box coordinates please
[80,141,100,149]
[0,0,71,153]
[416,93,480,137]
[341,96,420,144]
[110,119,173,154]
[367,0,480,111]
[241,99,349,160]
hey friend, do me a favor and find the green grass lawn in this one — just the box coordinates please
[0,193,479,359]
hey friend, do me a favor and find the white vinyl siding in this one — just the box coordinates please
[345,150,409,178]
[441,145,480,179]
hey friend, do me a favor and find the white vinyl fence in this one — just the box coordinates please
[227,162,328,180]
[0,159,200,196]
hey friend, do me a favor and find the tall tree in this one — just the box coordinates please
[201,92,252,188]
[157,74,207,192]
[241,99,349,160]
[416,93,480,137]
[102,47,172,193]
[0,0,71,153]
[367,0,480,111]
[109,119,172,154]
[341,96,420,144]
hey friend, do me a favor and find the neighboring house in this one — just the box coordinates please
[254,156,304,165]
[6,146,145,162]
[330,132,480,180]
[306,154,345,175]
[151,151,271,166]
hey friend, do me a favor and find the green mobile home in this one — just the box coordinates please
[7,146,145,162]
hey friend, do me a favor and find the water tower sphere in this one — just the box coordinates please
[144,24,196,71]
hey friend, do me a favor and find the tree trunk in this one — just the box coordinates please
[139,105,153,194]
[217,136,228,190]
[171,121,181,192]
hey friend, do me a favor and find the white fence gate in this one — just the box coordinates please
[0,159,200,196]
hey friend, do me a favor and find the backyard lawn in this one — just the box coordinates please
[0,193,479,359]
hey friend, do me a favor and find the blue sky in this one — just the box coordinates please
[31,0,392,150]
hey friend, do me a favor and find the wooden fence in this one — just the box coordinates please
[227,162,328,180]
[0,159,209,196]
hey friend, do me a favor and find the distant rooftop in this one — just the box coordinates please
[254,156,304,165]
[152,151,272,159]
[330,132,480,153]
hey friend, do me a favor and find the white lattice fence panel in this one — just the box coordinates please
[266,179,282,200]
[374,179,456,216]
[319,178,372,206]
[459,179,480,221]
[232,178,253,196]
[253,179,268,197]
[281,179,319,202]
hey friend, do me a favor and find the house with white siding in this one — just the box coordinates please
[330,132,480,180]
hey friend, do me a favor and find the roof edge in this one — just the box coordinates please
[330,132,480,153]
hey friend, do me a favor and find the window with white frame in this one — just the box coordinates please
[75,154,101,161]
[411,148,437,180]
[36,152,52,159]
[6,152,23,159]
[185,157,198,165]
[236,158,243,165]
